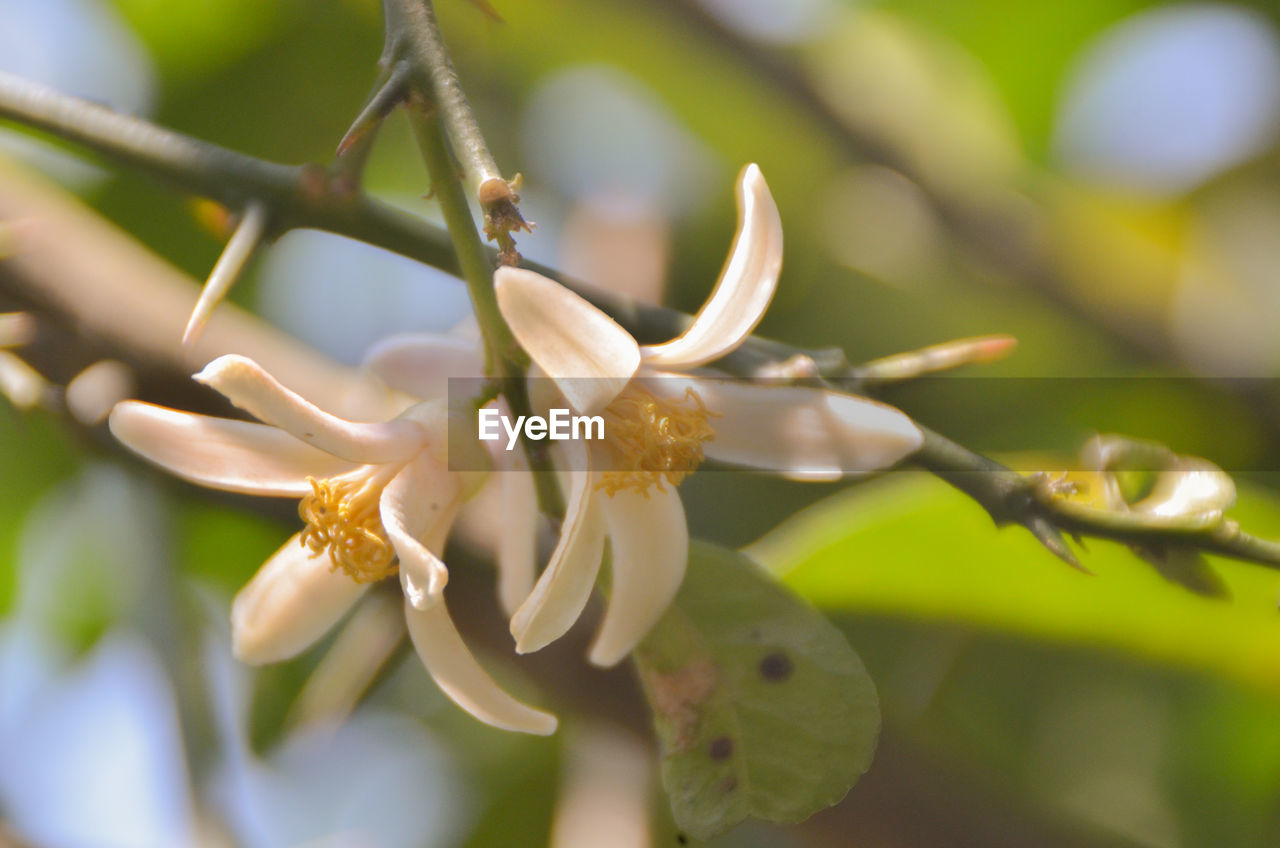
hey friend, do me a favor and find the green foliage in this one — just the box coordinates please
[634,541,879,840]
[749,472,1280,693]
[0,407,80,615]
[113,0,286,83]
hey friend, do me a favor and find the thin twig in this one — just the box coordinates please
[383,0,531,263]
[405,96,564,518]
[0,70,458,272]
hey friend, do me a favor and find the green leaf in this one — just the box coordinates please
[746,472,1280,694]
[113,0,285,82]
[634,541,879,841]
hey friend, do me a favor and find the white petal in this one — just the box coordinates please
[494,267,640,414]
[640,164,782,369]
[404,598,558,735]
[195,355,426,464]
[654,376,923,480]
[231,532,368,664]
[510,450,606,653]
[109,401,355,496]
[588,486,687,667]
[496,461,539,616]
[1136,460,1236,518]
[380,452,461,610]
[363,332,484,401]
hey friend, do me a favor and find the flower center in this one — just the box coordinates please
[298,465,399,582]
[596,383,718,497]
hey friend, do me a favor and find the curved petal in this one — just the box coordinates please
[511,441,606,654]
[195,355,426,464]
[494,267,640,415]
[496,461,539,616]
[380,452,461,610]
[363,332,484,401]
[640,164,782,369]
[404,597,558,735]
[231,532,368,664]
[109,401,355,496]
[588,485,688,667]
[653,376,923,480]
[1136,460,1236,518]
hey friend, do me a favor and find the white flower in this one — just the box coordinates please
[493,164,925,667]
[362,327,542,620]
[109,354,556,735]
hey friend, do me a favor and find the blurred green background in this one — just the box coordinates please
[6,0,1280,846]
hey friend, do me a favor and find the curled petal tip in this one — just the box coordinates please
[400,567,446,611]
[639,164,783,369]
[196,354,428,464]
[586,643,628,669]
[406,600,560,735]
[192,353,252,385]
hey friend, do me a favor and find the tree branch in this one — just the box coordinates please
[382,0,531,263]
[2,71,1277,573]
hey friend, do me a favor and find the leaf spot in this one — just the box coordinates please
[708,736,734,761]
[645,659,719,751]
[759,651,794,682]
[720,776,739,793]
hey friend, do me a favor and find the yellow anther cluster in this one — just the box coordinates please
[597,384,718,497]
[298,475,396,582]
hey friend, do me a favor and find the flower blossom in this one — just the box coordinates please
[491,163,925,667]
[109,354,556,735]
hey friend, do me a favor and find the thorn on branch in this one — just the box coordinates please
[184,202,269,345]
[337,62,410,159]
[1025,514,1088,572]
[852,334,1018,386]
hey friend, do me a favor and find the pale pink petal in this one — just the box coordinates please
[651,375,922,480]
[640,164,782,369]
[511,441,606,653]
[588,485,687,667]
[195,355,426,464]
[494,267,640,414]
[231,532,368,664]
[363,332,484,401]
[404,597,558,735]
[496,458,539,616]
[380,451,461,610]
[109,400,355,496]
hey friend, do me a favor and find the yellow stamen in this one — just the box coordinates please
[597,383,718,497]
[298,471,397,582]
